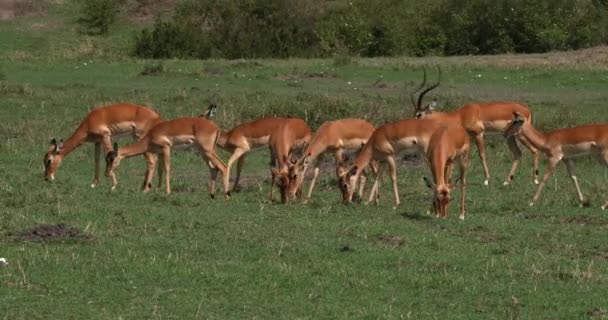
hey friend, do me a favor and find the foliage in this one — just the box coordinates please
[132,0,608,59]
[77,0,123,35]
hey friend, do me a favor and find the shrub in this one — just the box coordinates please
[78,0,123,35]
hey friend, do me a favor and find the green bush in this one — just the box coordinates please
[132,0,608,59]
[78,0,122,35]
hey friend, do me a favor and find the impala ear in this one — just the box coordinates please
[50,138,57,146]
[348,165,358,176]
[423,176,435,189]
[430,98,437,110]
[56,139,64,152]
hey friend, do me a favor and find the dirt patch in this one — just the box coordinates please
[377,235,405,248]
[127,0,178,24]
[558,215,608,226]
[0,0,46,20]
[14,224,93,243]
[275,71,338,81]
[586,307,607,318]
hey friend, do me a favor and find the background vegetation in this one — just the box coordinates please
[132,0,608,59]
[1,0,608,319]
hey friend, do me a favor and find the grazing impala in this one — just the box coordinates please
[105,117,229,198]
[338,118,446,208]
[289,119,376,201]
[423,125,470,220]
[411,66,539,186]
[217,117,298,193]
[268,118,312,203]
[504,112,608,209]
[44,103,162,187]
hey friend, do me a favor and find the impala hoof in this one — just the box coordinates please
[529,202,534,207]
[483,180,489,186]
[503,181,509,186]
[534,179,539,185]
[111,186,116,191]
[459,214,465,220]
[601,205,607,211]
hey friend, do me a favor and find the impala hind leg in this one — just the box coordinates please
[387,156,400,209]
[92,142,101,188]
[564,159,587,207]
[503,136,522,186]
[142,152,157,192]
[518,135,540,184]
[233,155,246,192]
[157,153,164,189]
[225,148,247,193]
[101,134,118,189]
[161,147,171,194]
[203,150,229,199]
[473,133,491,186]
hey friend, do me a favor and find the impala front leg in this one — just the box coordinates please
[101,134,118,190]
[530,157,560,206]
[503,135,522,186]
[517,135,540,184]
[459,152,469,220]
[92,142,101,188]
[473,133,491,186]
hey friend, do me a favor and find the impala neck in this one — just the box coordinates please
[430,147,447,186]
[520,123,550,154]
[118,138,150,159]
[352,143,373,177]
[304,138,327,161]
[57,125,88,157]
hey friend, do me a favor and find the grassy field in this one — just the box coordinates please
[2,2,608,319]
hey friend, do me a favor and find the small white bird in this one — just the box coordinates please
[0,258,8,266]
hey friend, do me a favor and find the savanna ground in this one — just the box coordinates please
[1,2,608,319]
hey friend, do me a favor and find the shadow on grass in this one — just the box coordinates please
[400,211,434,221]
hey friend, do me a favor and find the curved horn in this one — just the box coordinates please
[416,65,441,111]
[410,66,427,111]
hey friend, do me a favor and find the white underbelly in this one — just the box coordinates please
[108,122,136,136]
[248,136,271,149]
[562,142,596,158]
[483,120,511,133]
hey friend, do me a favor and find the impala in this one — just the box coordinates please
[504,112,608,209]
[44,103,162,187]
[217,117,299,193]
[338,118,446,208]
[423,125,470,219]
[105,117,229,198]
[411,66,539,186]
[289,118,376,201]
[268,118,312,203]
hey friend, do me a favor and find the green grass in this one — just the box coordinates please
[1,2,608,319]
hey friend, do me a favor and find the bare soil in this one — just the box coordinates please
[14,223,92,242]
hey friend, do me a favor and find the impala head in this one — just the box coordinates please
[411,65,441,119]
[337,163,359,203]
[289,154,311,197]
[44,138,64,181]
[200,103,217,118]
[272,155,302,203]
[503,112,526,138]
[104,143,121,177]
[424,177,458,218]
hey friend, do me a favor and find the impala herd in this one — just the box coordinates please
[44,68,608,219]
